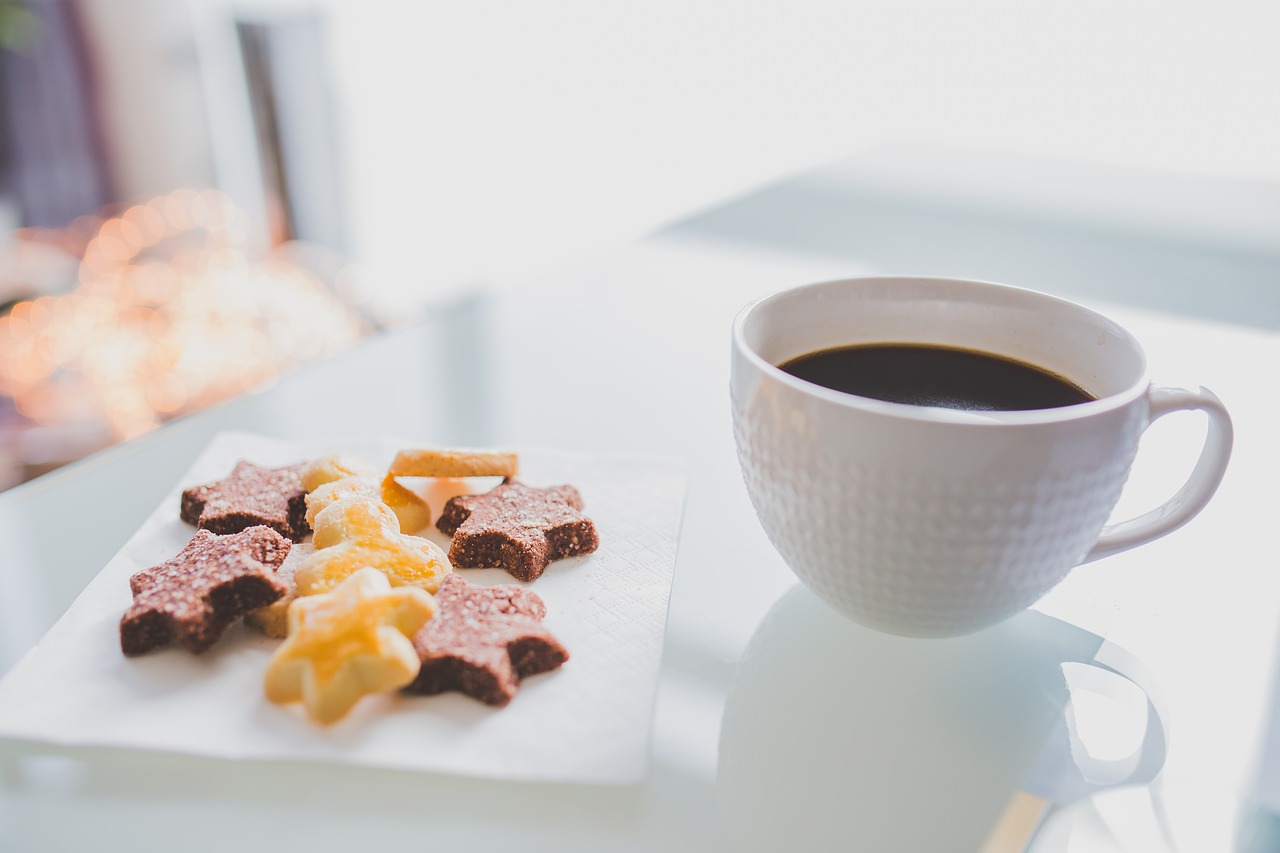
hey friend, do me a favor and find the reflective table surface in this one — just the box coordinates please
[3,158,1280,851]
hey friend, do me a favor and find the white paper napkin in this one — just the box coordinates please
[0,432,687,784]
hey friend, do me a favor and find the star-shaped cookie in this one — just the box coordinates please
[181,461,310,541]
[436,480,599,581]
[404,574,568,706]
[294,496,451,596]
[121,526,291,656]
[299,453,431,534]
[264,567,436,724]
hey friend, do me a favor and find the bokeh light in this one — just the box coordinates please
[0,189,368,452]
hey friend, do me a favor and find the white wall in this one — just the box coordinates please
[198,0,1280,305]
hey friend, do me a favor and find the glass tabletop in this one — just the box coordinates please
[2,215,1279,851]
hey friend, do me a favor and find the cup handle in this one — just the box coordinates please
[1083,386,1233,564]
[1024,640,1168,804]
[983,645,1171,853]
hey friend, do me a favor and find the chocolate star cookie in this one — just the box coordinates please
[436,480,599,581]
[181,461,310,541]
[121,526,291,656]
[404,574,568,706]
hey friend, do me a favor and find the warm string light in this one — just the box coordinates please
[0,189,367,441]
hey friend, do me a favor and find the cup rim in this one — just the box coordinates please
[731,275,1152,426]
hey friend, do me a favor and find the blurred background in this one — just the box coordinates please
[0,0,1277,487]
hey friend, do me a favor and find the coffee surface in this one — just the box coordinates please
[778,344,1094,411]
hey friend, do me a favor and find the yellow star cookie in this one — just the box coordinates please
[264,567,435,724]
[299,454,379,493]
[305,476,379,527]
[381,473,432,533]
[300,453,431,534]
[297,496,451,595]
[389,448,519,479]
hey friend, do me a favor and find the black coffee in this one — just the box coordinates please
[778,344,1094,411]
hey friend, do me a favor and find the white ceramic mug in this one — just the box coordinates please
[730,276,1233,637]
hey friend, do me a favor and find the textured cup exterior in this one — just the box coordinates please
[731,359,1148,637]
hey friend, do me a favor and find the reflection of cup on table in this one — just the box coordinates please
[730,276,1233,637]
[717,586,1167,853]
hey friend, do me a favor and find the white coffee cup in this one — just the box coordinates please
[730,276,1233,637]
